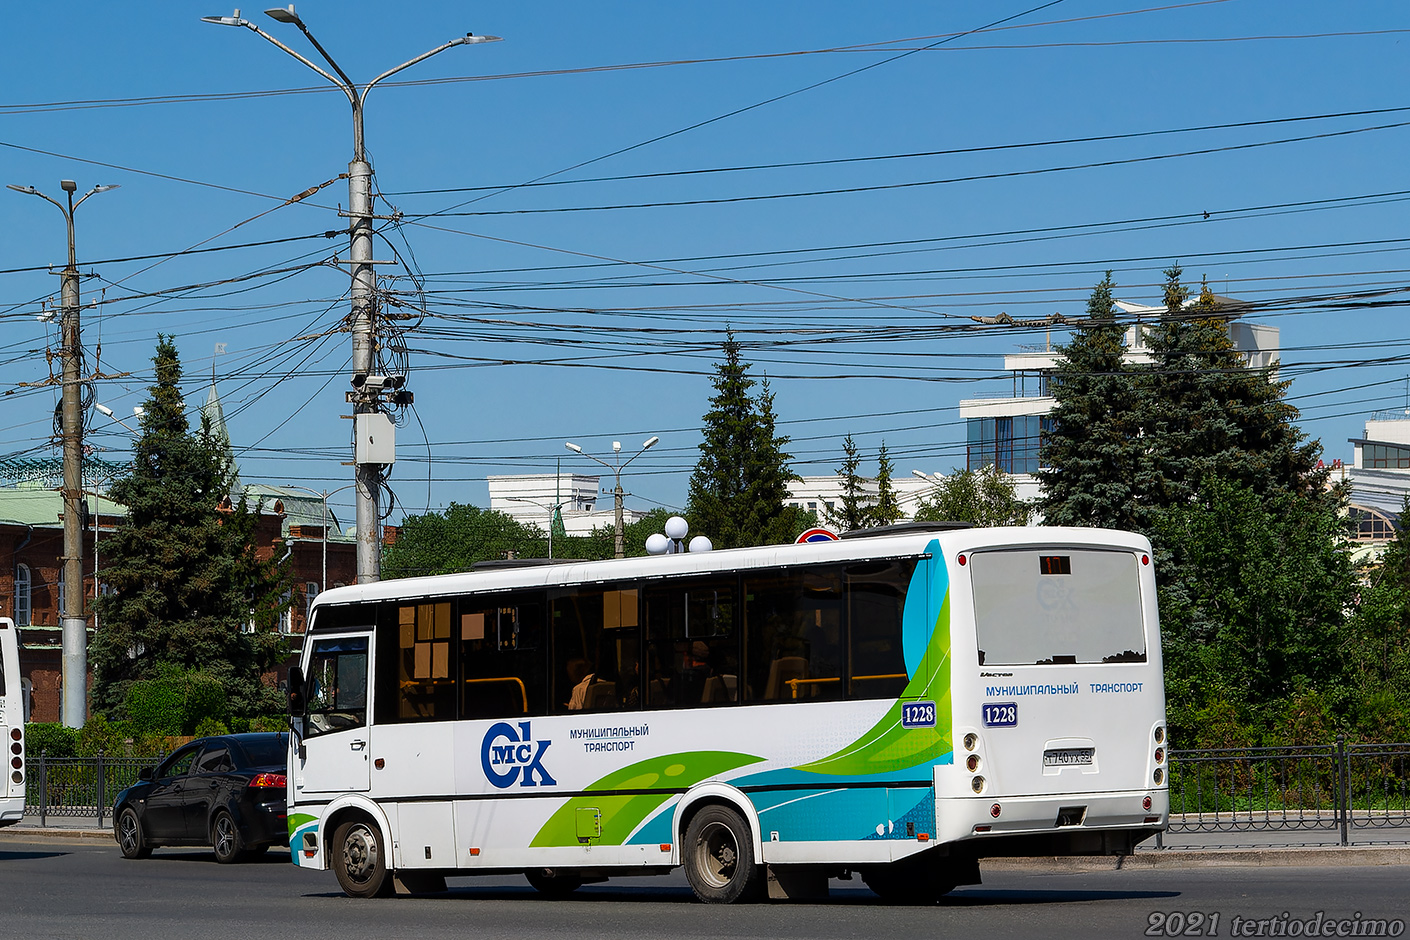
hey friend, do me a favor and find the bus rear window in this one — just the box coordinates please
[970,549,1146,666]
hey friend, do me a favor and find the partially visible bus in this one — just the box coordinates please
[286,525,1167,902]
[0,618,24,828]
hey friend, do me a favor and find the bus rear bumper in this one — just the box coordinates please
[937,789,1167,855]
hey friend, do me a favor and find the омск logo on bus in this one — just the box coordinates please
[481,721,557,788]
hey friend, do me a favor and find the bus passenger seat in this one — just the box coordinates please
[764,656,807,700]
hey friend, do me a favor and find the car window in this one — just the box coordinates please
[195,747,233,774]
[159,746,199,779]
[235,735,288,768]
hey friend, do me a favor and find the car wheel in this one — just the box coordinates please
[212,811,248,864]
[682,805,764,904]
[332,819,393,898]
[525,868,584,898]
[117,807,152,860]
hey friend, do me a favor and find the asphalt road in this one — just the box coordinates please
[2,836,1408,940]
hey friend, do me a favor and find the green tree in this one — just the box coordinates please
[1037,272,1145,530]
[913,465,1029,527]
[686,333,808,547]
[1142,267,1325,510]
[825,434,874,533]
[383,503,542,577]
[91,337,289,719]
[1153,479,1354,743]
[1345,498,1410,730]
[872,442,903,527]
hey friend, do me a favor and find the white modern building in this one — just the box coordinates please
[486,473,649,536]
[958,297,1280,501]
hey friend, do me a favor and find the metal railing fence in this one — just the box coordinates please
[23,752,160,826]
[1164,736,1410,845]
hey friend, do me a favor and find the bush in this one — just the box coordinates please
[193,717,229,738]
[24,722,79,759]
[125,668,230,736]
[250,716,286,733]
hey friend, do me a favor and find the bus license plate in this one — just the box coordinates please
[1043,747,1095,766]
[901,701,937,728]
[982,702,1018,727]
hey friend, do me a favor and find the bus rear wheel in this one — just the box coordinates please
[525,868,584,898]
[332,819,394,898]
[683,805,764,904]
[861,856,962,905]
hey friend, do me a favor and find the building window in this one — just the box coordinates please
[303,582,319,634]
[967,415,1054,474]
[14,564,30,626]
[1366,443,1410,470]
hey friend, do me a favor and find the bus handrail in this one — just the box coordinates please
[463,676,529,713]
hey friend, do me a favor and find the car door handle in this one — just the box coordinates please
[350,739,366,751]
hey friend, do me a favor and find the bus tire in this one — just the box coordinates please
[683,804,764,904]
[860,857,958,905]
[525,868,584,897]
[332,818,394,898]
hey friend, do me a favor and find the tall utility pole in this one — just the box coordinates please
[202,6,499,583]
[565,437,659,559]
[6,180,119,728]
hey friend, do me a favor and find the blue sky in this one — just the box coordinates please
[3,1,1408,525]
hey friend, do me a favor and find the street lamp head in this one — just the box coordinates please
[200,10,247,26]
[91,184,120,195]
[565,442,582,454]
[264,5,302,25]
[612,441,622,454]
[95,404,114,418]
[60,180,77,193]
[458,33,502,44]
[642,436,660,451]
[6,184,36,195]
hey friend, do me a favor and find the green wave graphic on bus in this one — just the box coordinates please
[794,552,953,776]
[530,750,763,848]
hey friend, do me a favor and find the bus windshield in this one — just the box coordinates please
[971,548,1146,666]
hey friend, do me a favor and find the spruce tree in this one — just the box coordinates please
[872,442,903,526]
[1141,266,1325,509]
[1037,272,1145,530]
[825,434,874,533]
[91,337,288,718]
[686,334,806,548]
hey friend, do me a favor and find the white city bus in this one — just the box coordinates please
[0,618,25,828]
[287,524,1168,902]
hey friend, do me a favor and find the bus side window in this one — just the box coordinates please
[552,584,641,714]
[745,569,844,703]
[644,578,739,709]
[847,559,916,700]
[396,602,454,721]
[459,595,546,719]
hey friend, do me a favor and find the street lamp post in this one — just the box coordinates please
[565,437,659,559]
[506,496,566,559]
[203,6,500,584]
[7,179,119,729]
[276,483,357,599]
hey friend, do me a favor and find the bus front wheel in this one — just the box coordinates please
[683,805,764,904]
[332,819,394,898]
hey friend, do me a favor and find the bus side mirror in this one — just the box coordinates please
[287,665,307,717]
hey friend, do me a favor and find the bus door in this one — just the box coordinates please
[296,635,372,795]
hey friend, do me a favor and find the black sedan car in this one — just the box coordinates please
[114,732,289,863]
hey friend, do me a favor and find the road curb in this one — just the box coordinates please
[0,827,113,843]
[985,845,1410,872]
